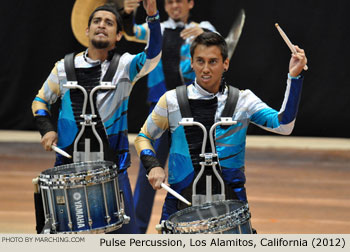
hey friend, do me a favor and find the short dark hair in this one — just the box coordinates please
[190,31,228,61]
[88,4,123,33]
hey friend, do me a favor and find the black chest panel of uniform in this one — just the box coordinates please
[161,28,185,91]
[183,98,223,195]
[70,65,109,154]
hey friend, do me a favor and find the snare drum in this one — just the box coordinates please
[39,161,127,233]
[163,200,252,234]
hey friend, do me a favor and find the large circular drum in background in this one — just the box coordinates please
[39,161,126,233]
[164,200,253,234]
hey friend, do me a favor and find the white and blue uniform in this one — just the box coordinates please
[124,16,216,233]
[32,18,162,233]
[135,76,303,220]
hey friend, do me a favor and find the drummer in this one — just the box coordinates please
[134,31,307,222]
[121,0,217,234]
[31,0,162,233]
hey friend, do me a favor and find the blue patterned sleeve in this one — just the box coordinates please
[128,14,162,83]
[250,76,303,135]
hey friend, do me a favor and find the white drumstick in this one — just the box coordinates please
[160,183,192,206]
[275,23,308,71]
[51,145,72,159]
[146,175,191,206]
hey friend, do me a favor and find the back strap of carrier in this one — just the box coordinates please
[102,53,121,82]
[176,85,192,118]
[221,85,239,117]
[64,52,77,82]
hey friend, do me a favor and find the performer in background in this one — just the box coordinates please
[135,31,307,222]
[31,0,161,233]
[122,0,216,233]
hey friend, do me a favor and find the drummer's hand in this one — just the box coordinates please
[289,45,307,77]
[124,0,141,15]
[41,131,58,151]
[180,26,204,40]
[143,0,158,17]
[148,167,166,190]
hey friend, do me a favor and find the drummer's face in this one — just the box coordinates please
[164,0,194,23]
[86,10,122,50]
[191,45,229,94]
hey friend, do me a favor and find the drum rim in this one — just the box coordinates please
[39,176,118,189]
[166,200,251,234]
[50,218,125,234]
[39,160,118,187]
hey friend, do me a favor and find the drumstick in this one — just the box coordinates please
[51,145,72,159]
[146,175,191,206]
[161,183,192,206]
[275,23,308,71]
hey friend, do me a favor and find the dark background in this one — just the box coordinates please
[1,0,349,138]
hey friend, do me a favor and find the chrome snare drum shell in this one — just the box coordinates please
[165,200,252,234]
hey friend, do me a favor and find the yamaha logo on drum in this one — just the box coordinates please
[73,192,86,229]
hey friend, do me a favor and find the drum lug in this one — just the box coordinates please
[105,215,111,225]
[118,190,130,224]
[114,209,130,225]
[114,211,121,218]
[88,219,93,228]
[52,221,59,230]
[68,222,73,231]
[41,219,54,234]
[122,214,130,224]
[156,220,172,234]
